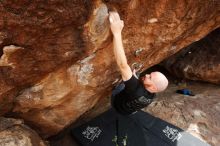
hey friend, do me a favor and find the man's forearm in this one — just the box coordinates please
[113,33,128,69]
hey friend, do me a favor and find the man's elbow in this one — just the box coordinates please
[118,63,129,70]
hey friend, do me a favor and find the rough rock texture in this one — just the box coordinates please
[0,117,47,146]
[163,28,220,84]
[145,81,220,146]
[0,0,219,137]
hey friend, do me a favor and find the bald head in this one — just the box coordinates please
[151,72,168,92]
[142,71,168,93]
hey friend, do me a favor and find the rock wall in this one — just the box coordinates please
[163,28,220,84]
[0,117,47,146]
[0,0,219,137]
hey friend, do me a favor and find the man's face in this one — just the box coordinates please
[142,72,156,87]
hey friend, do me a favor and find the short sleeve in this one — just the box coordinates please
[123,75,139,93]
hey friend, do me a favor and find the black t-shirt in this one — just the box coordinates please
[113,75,155,115]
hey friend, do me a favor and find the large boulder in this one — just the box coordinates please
[0,0,219,137]
[0,117,47,146]
[163,28,220,84]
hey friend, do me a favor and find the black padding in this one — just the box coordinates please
[71,109,210,146]
[130,111,210,146]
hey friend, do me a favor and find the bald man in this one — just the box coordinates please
[109,12,168,115]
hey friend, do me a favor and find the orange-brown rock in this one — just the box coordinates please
[163,28,220,84]
[0,117,47,146]
[0,0,220,137]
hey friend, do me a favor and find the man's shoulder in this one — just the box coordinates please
[124,75,139,85]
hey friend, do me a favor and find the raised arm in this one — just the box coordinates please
[109,12,132,81]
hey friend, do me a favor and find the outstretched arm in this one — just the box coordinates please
[109,12,132,81]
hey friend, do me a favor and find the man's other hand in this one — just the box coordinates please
[109,12,124,36]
